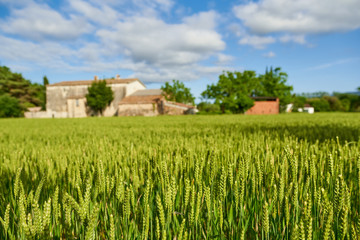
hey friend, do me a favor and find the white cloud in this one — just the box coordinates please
[279,34,306,44]
[1,2,92,41]
[132,0,174,13]
[129,64,230,83]
[263,51,276,58]
[0,36,76,69]
[217,53,234,64]
[0,1,228,83]
[233,0,360,34]
[69,0,120,25]
[96,12,225,67]
[183,10,218,30]
[238,35,276,49]
[308,58,359,70]
[228,23,245,37]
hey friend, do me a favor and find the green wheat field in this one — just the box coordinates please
[0,113,360,239]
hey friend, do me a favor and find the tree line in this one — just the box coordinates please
[1,65,360,117]
[163,67,360,114]
[0,66,47,117]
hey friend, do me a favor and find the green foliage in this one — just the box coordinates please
[306,94,360,112]
[334,92,360,112]
[201,71,258,113]
[85,80,114,116]
[307,98,331,112]
[0,113,359,239]
[323,96,347,111]
[292,95,307,112]
[0,66,45,114]
[258,67,293,111]
[0,94,23,117]
[161,80,195,105]
[196,102,221,114]
[43,76,49,86]
[202,68,293,114]
[42,76,49,110]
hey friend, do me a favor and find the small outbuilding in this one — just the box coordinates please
[303,104,314,114]
[118,89,196,116]
[245,97,279,115]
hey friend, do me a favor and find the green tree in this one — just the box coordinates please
[197,102,221,114]
[333,92,360,112]
[323,96,347,111]
[43,76,49,86]
[257,67,293,111]
[201,71,259,113]
[0,66,44,110]
[41,76,49,110]
[292,95,307,112]
[307,98,330,112]
[86,80,114,116]
[0,94,23,117]
[161,80,195,105]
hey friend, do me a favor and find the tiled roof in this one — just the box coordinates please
[165,101,195,109]
[119,89,195,108]
[131,89,163,96]
[251,96,278,101]
[119,95,164,104]
[48,78,144,87]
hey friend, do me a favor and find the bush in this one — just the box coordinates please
[0,94,23,117]
[197,102,221,114]
[307,98,330,112]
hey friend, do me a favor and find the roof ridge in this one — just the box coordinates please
[48,78,144,87]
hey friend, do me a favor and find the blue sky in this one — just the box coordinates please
[0,0,359,102]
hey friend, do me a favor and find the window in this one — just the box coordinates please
[76,99,79,107]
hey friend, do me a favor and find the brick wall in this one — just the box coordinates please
[246,98,279,115]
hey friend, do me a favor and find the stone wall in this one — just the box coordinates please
[24,111,51,118]
[118,103,159,116]
[67,98,87,118]
[163,102,187,115]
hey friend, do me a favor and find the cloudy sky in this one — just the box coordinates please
[0,0,359,100]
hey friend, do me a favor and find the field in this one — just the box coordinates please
[0,113,360,239]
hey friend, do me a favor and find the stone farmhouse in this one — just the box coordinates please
[25,75,195,118]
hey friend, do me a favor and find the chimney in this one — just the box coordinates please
[94,75,98,81]
[116,74,120,80]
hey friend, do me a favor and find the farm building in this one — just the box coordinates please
[285,103,315,114]
[25,75,195,118]
[245,97,279,115]
[298,104,314,114]
[118,89,196,116]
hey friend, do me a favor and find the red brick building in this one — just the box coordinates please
[245,97,279,115]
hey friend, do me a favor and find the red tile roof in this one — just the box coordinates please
[165,101,195,109]
[48,78,144,87]
[119,95,164,104]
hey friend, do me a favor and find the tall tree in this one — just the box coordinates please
[161,80,195,105]
[86,80,114,116]
[43,76,49,86]
[201,71,259,113]
[0,65,44,112]
[257,67,293,111]
[42,76,49,110]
